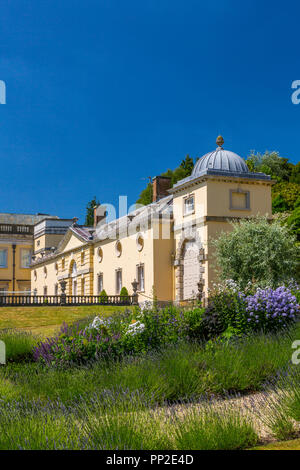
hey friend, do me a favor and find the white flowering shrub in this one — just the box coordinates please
[138,301,154,312]
[125,321,145,336]
[89,316,107,330]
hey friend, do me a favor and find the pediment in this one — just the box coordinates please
[56,229,87,254]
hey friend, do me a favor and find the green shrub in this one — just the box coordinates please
[286,206,300,241]
[99,289,108,303]
[172,406,258,450]
[205,292,248,337]
[254,368,300,441]
[212,216,299,288]
[119,287,130,304]
[120,287,128,296]
[2,323,299,406]
[0,330,39,362]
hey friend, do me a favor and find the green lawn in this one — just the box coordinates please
[252,438,300,450]
[0,306,130,336]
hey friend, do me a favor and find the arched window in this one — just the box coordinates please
[71,262,77,295]
[71,262,77,277]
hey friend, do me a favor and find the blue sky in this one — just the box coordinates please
[0,0,299,222]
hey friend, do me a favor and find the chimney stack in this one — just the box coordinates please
[152,176,171,202]
[94,204,107,228]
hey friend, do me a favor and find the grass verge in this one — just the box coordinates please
[0,305,131,336]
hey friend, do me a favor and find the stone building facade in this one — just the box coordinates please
[0,213,57,294]
[31,137,274,302]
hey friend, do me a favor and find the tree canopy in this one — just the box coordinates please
[136,155,195,205]
[85,197,99,226]
[246,151,293,182]
[135,149,300,240]
[246,151,300,240]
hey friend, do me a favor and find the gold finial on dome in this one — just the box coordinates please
[216,135,224,148]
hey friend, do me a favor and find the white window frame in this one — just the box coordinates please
[97,273,103,294]
[183,194,195,216]
[115,269,122,294]
[0,248,8,268]
[0,285,8,295]
[20,248,32,269]
[137,264,145,292]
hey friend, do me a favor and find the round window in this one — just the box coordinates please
[136,234,144,252]
[115,241,122,257]
[97,247,103,262]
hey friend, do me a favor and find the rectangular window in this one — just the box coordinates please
[98,273,103,294]
[0,285,8,296]
[0,249,8,268]
[184,195,195,215]
[43,286,48,296]
[230,189,250,210]
[81,278,85,295]
[54,284,58,295]
[116,269,122,294]
[137,264,145,292]
[20,248,32,268]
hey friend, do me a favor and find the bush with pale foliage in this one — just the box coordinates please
[212,216,299,289]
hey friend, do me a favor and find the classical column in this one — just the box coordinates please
[174,261,183,301]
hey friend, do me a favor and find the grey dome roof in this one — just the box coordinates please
[192,147,249,177]
[171,136,271,191]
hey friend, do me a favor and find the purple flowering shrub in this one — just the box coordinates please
[33,286,299,367]
[245,286,298,333]
[203,283,299,338]
[33,307,207,366]
[33,320,124,366]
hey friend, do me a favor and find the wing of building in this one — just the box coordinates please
[0,213,58,294]
[30,137,274,302]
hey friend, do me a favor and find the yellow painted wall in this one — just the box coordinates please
[93,227,155,298]
[206,178,272,217]
[172,177,272,299]
[34,233,66,252]
[172,181,207,224]
[153,221,174,301]
[31,234,93,296]
[63,235,87,253]
[0,241,32,292]
[30,176,273,302]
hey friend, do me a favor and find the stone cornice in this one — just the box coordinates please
[0,237,33,245]
[173,214,273,232]
[169,174,275,195]
[31,241,92,267]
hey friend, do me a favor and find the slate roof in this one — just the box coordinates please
[0,213,58,225]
